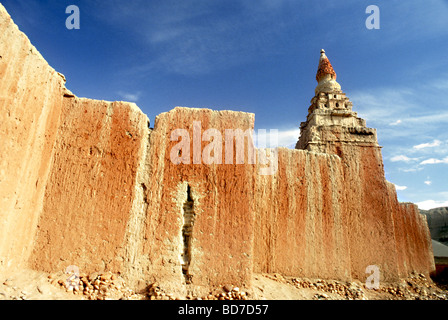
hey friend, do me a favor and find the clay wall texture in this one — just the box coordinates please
[28,97,150,276]
[139,108,256,293]
[0,5,65,271]
[253,149,351,280]
[0,4,434,292]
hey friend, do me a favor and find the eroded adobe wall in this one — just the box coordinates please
[254,138,434,283]
[253,149,352,281]
[128,108,257,294]
[28,97,150,275]
[0,4,66,272]
[389,193,435,278]
[334,142,434,282]
[340,145,402,283]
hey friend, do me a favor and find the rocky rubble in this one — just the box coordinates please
[377,273,448,300]
[50,271,145,300]
[147,283,250,301]
[198,285,249,301]
[291,278,367,300]
[287,272,448,300]
[49,269,251,301]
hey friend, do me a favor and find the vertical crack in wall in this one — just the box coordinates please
[181,185,195,284]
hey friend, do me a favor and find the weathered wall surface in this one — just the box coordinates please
[28,97,150,275]
[135,108,257,294]
[340,145,401,283]
[391,198,435,278]
[253,149,352,281]
[0,5,65,272]
[254,138,434,283]
[330,129,434,281]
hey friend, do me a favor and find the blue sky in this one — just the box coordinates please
[2,0,448,209]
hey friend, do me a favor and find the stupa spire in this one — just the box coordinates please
[315,49,341,95]
[296,49,377,152]
[316,49,336,82]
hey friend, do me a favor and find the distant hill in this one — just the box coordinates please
[420,207,448,246]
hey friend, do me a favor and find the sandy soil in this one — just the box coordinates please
[251,273,447,300]
[1,269,447,301]
[0,269,83,300]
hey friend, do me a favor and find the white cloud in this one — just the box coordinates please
[276,129,301,148]
[118,91,141,102]
[394,184,408,191]
[255,128,300,148]
[390,155,417,162]
[413,139,442,150]
[351,89,417,125]
[350,84,448,147]
[390,119,402,126]
[433,79,448,91]
[424,180,432,186]
[416,200,448,210]
[399,167,424,173]
[420,156,448,165]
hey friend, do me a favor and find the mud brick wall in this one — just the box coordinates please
[0,4,435,292]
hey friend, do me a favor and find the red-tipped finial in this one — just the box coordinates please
[316,49,337,83]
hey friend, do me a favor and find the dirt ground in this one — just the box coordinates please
[1,269,447,301]
[251,273,448,300]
